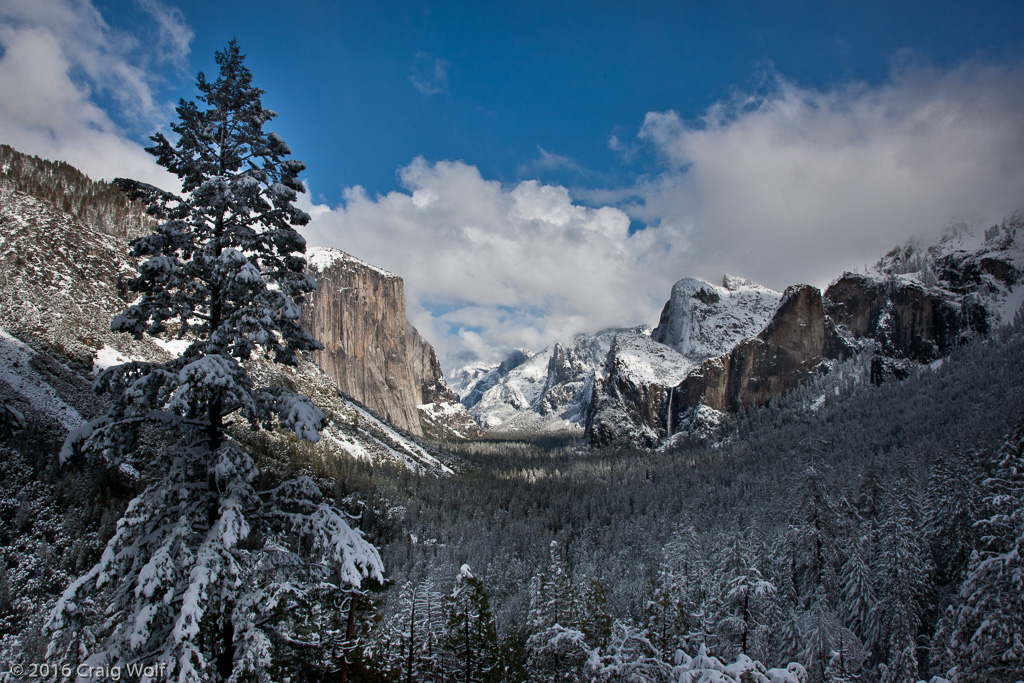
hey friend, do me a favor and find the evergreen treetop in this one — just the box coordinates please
[47,40,383,682]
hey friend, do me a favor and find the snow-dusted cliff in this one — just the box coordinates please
[0,153,459,474]
[460,276,784,442]
[302,246,482,441]
[651,275,781,359]
[460,330,619,434]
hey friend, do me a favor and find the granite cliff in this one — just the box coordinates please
[584,218,1023,447]
[303,247,482,440]
[673,284,842,415]
[660,219,1023,440]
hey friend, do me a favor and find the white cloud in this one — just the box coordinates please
[305,60,1024,374]
[300,158,692,371]
[626,61,1024,290]
[516,145,584,178]
[0,0,187,188]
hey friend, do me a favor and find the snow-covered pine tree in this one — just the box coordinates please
[382,579,446,683]
[579,579,613,650]
[528,540,581,633]
[525,542,589,683]
[838,535,878,657]
[925,450,981,594]
[872,477,929,683]
[45,40,383,682]
[442,565,500,683]
[789,460,842,605]
[713,532,776,660]
[948,418,1024,682]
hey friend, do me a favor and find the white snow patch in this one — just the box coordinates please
[350,403,453,474]
[997,284,1024,325]
[93,344,134,372]
[0,328,83,430]
[306,246,398,280]
[152,337,191,357]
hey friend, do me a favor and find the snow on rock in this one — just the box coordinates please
[306,245,399,280]
[348,403,454,475]
[463,330,619,434]
[417,400,484,441]
[584,332,699,448]
[651,275,781,360]
[0,327,84,431]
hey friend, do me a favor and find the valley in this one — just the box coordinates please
[1,143,1023,682]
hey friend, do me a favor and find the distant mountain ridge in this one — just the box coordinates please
[455,275,783,442]
[456,216,1024,447]
[457,330,620,433]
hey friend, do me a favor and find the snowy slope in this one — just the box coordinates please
[598,330,700,387]
[870,215,1024,325]
[0,185,456,475]
[463,330,620,433]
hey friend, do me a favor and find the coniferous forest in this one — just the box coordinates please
[1,40,1023,683]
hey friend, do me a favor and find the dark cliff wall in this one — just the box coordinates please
[677,285,836,413]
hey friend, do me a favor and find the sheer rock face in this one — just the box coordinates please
[302,247,481,439]
[676,285,838,414]
[584,276,778,446]
[825,273,973,363]
[584,332,698,448]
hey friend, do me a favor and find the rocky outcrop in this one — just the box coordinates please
[452,351,532,409]
[462,330,619,434]
[583,276,779,446]
[824,273,969,363]
[675,285,843,414]
[585,332,697,447]
[651,275,780,360]
[302,247,482,440]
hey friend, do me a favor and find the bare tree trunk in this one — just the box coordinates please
[339,594,358,683]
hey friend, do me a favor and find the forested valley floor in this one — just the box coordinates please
[311,318,1024,682]
[3,319,1023,682]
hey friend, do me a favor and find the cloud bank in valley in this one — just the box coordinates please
[304,60,1024,372]
[0,0,187,188]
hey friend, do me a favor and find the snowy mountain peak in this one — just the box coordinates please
[306,245,399,280]
[462,329,623,433]
[652,275,781,360]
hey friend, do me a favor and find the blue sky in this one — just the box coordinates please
[3,1,1024,371]
[91,0,1024,198]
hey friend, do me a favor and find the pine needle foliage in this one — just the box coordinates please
[45,40,383,682]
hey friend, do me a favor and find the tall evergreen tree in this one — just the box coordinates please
[838,535,878,655]
[44,40,383,681]
[872,478,929,682]
[948,418,1024,682]
[442,565,500,683]
[790,460,843,605]
[528,541,581,632]
[924,450,981,594]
